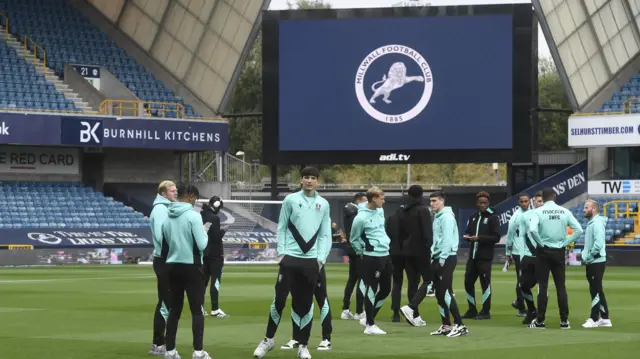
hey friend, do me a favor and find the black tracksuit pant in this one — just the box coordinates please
[265,256,319,345]
[152,257,171,346]
[203,256,224,312]
[358,255,393,326]
[164,263,206,352]
[586,262,610,321]
[512,255,525,311]
[433,255,463,326]
[314,266,332,341]
[342,254,364,314]
[464,258,493,314]
[405,255,432,317]
[535,247,569,323]
[390,254,405,312]
[519,255,537,315]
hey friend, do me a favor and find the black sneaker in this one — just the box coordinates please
[560,321,571,329]
[392,312,401,323]
[474,312,491,320]
[528,319,546,329]
[462,309,478,319]
[522,312,537,325]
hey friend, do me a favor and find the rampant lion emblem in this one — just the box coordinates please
[369,62,425,104]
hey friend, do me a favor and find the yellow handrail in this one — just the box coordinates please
[0,13,8,40]
[98,99,227,121]
[603,200,640,218]
[24,35,46,72]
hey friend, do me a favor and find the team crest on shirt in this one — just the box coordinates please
[483,218,488,224]
[374,271,380,278]
[278,274,283,282]
[355,44,433,124]
[315,203,321,212]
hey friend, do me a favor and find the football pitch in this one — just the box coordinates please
[1,264,639,359]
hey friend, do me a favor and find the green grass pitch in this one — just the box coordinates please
[1,264,639,358]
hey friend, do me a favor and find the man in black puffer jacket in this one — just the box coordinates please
[462,191,500,320]
[397,185,432,325]
[201,196,227,318]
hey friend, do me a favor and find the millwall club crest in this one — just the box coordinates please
[355,44,433,124]
[315,203,321,212]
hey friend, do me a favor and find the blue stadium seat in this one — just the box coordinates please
[0,181,149,229]
[0,0,201,118]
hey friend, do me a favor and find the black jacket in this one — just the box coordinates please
[201,204,226,258]
[385,209,402,256]
[397,196,433,257]
[463,207,500,261]
[343,202,359,256]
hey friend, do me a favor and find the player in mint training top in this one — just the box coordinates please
[349,186,393,335]
[580,200,612,328]
[162,183,210,359]
[425,191,468,338]
[505,193,530,317]
[148,180,176,357]
[527,188,583,329]
[253,166,331,359]
[517,191,544,325]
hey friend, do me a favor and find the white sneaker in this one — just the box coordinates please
[353,312,365,320]
[430,325,452,336]
[210,309,228,318]
[359,317,367,327]
[582,318,599,328]
[399,305,418,326]
[192,350,211,359]
[317,339,331,351]
[597,318,612,327]
[414,316,427,327]
[446,324,469,338]
[340,310,354,320]
[280,340,299,350]
[297,345,311,359]
[149,344,167,356]
[164,350,181,359]
[253,338,274,358]
[364,324,387,335]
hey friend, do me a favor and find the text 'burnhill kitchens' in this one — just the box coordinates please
[103,129,221,142]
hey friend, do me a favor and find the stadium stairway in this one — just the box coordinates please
[0,24,93,113]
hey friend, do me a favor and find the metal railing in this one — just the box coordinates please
[603,200,640,218]
[24,35,46,72]
[570,97,640,117]
[0,13,8,40]
[98,99,227,121]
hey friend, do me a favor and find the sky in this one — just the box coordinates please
[267,0,551,58]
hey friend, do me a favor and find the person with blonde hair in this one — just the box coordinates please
[148,180,177,356]
[349,186,393,335]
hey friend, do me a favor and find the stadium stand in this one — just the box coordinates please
[598,74,640,113]
[0,38,78,112]
[0,181,149,229]
[0,0,201,118]
[569,197,639,245]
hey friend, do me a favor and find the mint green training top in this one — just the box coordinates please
[150,194,172,258]
[518,209,538,258]
[162,202,208,265]
[506,208,522,256]
[583,215,607,264]
[528,201,583,249]
[277,191,332,264]
[431,206,459,265]
[349,205,390,257]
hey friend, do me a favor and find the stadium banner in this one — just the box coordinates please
[568,114,640,148]
[72,63,101,90]
[0,145,79,175]
[493,160,588,235]
[0,228,153,248]
[60,115,228,151]
[222,230,276,244]
[588,180,640,195]
[0,113,62,146]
